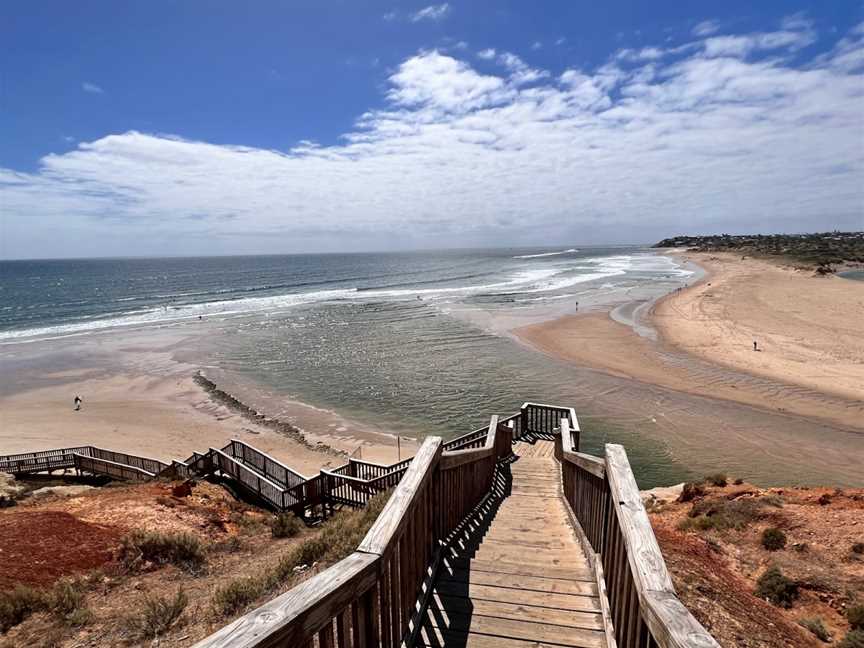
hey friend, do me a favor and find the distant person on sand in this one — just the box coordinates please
[73,395,83,411]
[753,341,758,352]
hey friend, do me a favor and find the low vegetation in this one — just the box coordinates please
[118,529,206,572]
[212,492,389,617]
[761,527,787,551]
[755,566,798,608]
[798,617,832,642]
[128,589,188,640]
[654,231,864,268]
[678,495,782,533]
[0,578,92,633]
[849,604,864,630]
[270,512,303,538]
[705,473,727,487]
[839,630,864,648]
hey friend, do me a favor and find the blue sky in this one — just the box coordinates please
[1,1,863,258]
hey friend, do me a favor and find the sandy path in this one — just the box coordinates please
[514,253,864,432]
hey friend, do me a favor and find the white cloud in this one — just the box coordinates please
[555,37,566,46]
[411,3,450,22]
[477,48,496,60]
[2,23,863,257]
[531,41,543,50]
[497,52,550,85]
[82,82,104,94]
[693,20,720,37]
[382,10,397,21]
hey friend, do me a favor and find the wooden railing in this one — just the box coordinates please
[0,446,92,474]
[557,418,719,648]
[193,415,513,648]
[88,447,169,476]
[224,440,308,489]
[72,453,156,482]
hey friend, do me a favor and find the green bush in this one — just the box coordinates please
[705,473,728,487]
[271,513,303,539]
[798,617,831,642]
[755,566,798,608]
[679,497,770,533]
[678,482,705,502]
[47,578,91,626]
[119,530,206,572]
[839,630,864,648]
[848,604,864,630]
[130,589,188,639]
[211,491,391,617]
[211,577,265,616]
[0,585,44,632]
[761,527,787,551]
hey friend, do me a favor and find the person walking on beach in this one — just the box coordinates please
[753,341,758,352]
[73,395,83,411]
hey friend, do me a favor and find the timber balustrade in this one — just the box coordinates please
[193,415,514,648]
[0,402,717,647]
[557,417,719,648]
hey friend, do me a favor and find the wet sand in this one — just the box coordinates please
[0,329,417,474]
[513,252,864,484]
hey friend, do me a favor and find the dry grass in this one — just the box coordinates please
[118,529,206,572]
[212,493,390,617]
[127,589,188,639]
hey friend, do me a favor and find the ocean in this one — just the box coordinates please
[0,247,689,341]
[0,247,714,486]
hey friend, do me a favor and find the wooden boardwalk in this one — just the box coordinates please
[419,441,608,648]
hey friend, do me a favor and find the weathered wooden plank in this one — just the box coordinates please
[429,594,604,630]
[357,437,442,555]
[438,569,598,596]
[442,558,594,582]
[562,451,607,480]
[604,443,719,648]
[424,612,607,648]
[416,625,588,648]
[433,581,601,613]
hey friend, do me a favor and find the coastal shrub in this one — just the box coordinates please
[761,527,787,551]
[839,630,864,648]
[119,530,206,572]
[852,543,864,555]
[798,617,832,642]
[760,494,784,508]
[271,512,303,539]
[0,585,44,632]
[212,577,265,616]
[130,589,188,639]
[818,493,832,506]
[680,497,765,532]
[705,473,728,487]
[678,482,705,503]
[48,578,91,626]
[211,491,391,617]
[848,604,864,630]
[733,478,744,485]
[755,566,798,608]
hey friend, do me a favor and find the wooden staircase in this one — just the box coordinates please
[419,442,609,647]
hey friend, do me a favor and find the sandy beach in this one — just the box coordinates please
[0,329,417,475]
[515,252,864,432]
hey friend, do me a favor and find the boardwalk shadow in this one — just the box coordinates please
[415,457,514,647]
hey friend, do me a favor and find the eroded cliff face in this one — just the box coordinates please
[645,479,864,647]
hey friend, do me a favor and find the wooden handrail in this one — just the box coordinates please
[604,444,719,647]
[557,414,718,648]
[194,415,516,648]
